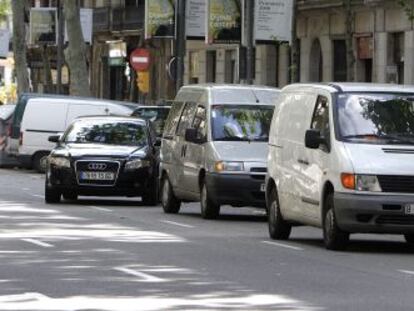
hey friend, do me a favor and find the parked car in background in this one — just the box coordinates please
[10,95,136,172]
[0,104,18,167]
[131,105,171,137]
[266,83,414,251]
[160,84,280,219]
[45,116,159,205]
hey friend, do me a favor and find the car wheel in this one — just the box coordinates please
[200,180,220,219]
[45,180,60,204]
[268,187,291,240]
[33,152,49,173]
[404,234,414,245]
[161,175,180,213]
[323,193,349,251]
[63,193,78,201]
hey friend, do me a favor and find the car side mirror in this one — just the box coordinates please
[185,128,205,144]
[48,135,60,143]
[305,129,325,149]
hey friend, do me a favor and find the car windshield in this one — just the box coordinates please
[211,105,274,142]
[132,107,170,136]
[337,93,414,145]
[64,120,148,147]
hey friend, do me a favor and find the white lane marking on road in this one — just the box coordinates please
[160,220,194,228]
[22,188,30,191]
[398,269,414,276]
[262,240,304,251]
[31,194,45,199]
[22,238,54,248]
[90,206,112,212]
[114,267,167,283]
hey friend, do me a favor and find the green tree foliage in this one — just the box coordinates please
[398,0,414,21]
[0,0,10,22]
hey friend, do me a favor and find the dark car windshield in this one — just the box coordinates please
[211,105,274,141]
[64,120,148,147]
[337,93,414,145]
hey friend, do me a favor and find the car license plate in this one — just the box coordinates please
[80,171,115,181]
[405,204,414,215]
[260,183,266,192]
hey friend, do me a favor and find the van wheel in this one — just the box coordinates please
[45,180,60,204]
[268,187,291,240]
[161,176,180,213]
[33,152,49,173]
[323,193,349,251]
[63,193,78,201]
[200,181,220,219]
[404,234,414,245]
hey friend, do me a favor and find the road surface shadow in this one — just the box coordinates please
[62,198,160,208]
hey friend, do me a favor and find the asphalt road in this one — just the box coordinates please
[0,168,413,311]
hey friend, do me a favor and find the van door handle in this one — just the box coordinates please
[297,158,309,166]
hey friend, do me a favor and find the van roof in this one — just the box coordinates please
[27,97,137,110]
[282,83,414,94]
[179,84,279,91]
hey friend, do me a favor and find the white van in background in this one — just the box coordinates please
[17,97,135,172]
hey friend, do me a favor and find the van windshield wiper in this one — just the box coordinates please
[215,136,251,142]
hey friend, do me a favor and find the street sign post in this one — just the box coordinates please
[130,48,151,72]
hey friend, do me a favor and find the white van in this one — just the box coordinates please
[160,84,280,219]
[266,83,414,250]
[17,97,135,172]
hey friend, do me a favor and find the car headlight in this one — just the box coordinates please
[125,159,150,170]
[49,157,71,168]
[341,173,382,192]
[214,161,244,173]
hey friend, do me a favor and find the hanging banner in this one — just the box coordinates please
[206,0,242,45]
[145,0,176,39]
[65,8,93,43]
[0,30,10,58]
[254,0,293,43]
[186,0,206,39]
[29,8,57,45]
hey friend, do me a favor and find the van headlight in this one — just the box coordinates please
[356,175,382,192]
[214,161,244,173]
[49,157,71,168]
[125,159,150,170]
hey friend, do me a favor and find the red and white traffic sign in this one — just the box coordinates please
[130,48,151,72]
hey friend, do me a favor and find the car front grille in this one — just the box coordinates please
[377,175,414,193]
[75,160,120,186]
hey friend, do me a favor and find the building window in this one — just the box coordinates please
[333,40,347,82]
[206,51,216,83]
[310,39,323,82]
[224,50,236,83]
[189,51,199,84]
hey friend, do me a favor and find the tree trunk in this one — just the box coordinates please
[11,0,29,95]
[290,0,299,83]
[345,0,355,82]
[63,0,91,97]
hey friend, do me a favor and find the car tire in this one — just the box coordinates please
[323,193,349,251]
[268,187,291,240]
[404,234,414,245]
[161,175,180,213]
[45,180,61,204]
[63,193,78,201]
[200,180,220,219]
[33,152,49,173]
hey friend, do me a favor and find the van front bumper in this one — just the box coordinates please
[334,192,414,234]
[206,173,266,208]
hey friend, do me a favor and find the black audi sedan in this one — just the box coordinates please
[45,116,160,205]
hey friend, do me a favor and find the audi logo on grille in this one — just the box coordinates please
[88,163,107,170]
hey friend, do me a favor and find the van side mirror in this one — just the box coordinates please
[185,128,205,144]
[305,129,325,149]
[48,135,60,143]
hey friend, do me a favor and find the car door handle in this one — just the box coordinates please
[297,158,309,166]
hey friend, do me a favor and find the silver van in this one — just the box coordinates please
[160,84,279,219]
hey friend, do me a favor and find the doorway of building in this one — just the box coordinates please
[310,39,323,82]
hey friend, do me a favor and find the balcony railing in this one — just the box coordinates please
[93,6,144,33]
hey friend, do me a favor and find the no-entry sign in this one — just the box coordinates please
[130,48,151,72]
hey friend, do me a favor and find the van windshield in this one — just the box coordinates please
[64,120,148,147]
[211,105,274,142]
[337,93,414,145]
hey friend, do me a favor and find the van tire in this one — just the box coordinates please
[200,181,220,219]
[268,187,291,240]
[161,176,180,213]
[33,152,49,173]
[45,181,61,204]
[404,234,414,245]
[323,193,349,251]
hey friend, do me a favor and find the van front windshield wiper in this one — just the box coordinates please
[215,136,251,142]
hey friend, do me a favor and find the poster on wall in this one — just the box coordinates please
[186,0,206,39]
[65,8,93,43]
[145,0,176,39]
[206,0,242,44]
[30,8,57,45]
[254,0,293,43]
[0,30,9,58]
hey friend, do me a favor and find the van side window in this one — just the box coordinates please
[163,102,184,139]
[176,102,197,137]
[311,96,330,136]
[192,106,206,139]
